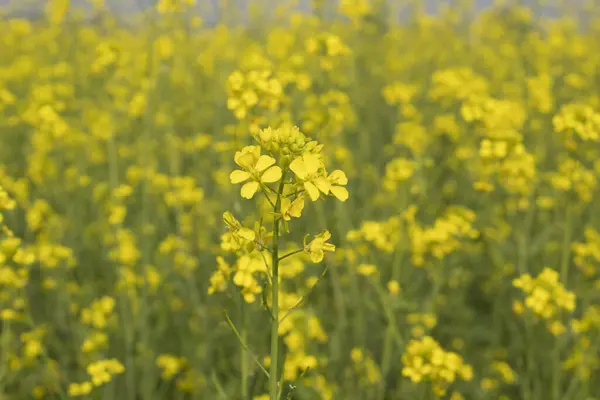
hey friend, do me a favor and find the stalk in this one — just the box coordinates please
[269,174,286,400]
[241,304,249,400]
[553,202,572,400]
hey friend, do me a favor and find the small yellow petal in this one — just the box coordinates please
[238,228,256,241]
[303,153,321,175]
[289,196,305,217]
[290,157,307,179]
[304,181,320,201]
[260,166,282,183]
[330,186,349,201]
[329,170,348,185]
[314,177,331,194]
[310,249,324,263]
[230,170,251,184]
[240,181,260,199]
[255,155,276,172]
[227,98,240,110]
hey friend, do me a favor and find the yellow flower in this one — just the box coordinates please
[304,230,336,263]
[387,280,401,295]
[327,170,349,201]
[230,146,282,199]
[358,263,377,276]
[67,382,93,397]
[290,153,330,201]
[156,354,185,379]
[280,195,305,221]
[351,348,364,362]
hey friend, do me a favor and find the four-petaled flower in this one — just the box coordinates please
[304,230,336,263]
[230,145,283,199]
[289,153,331,201]
[327,170,349,201]
[280,195,305,221]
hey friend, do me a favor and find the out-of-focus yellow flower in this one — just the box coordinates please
[68,382,93,397]
[513,267,576,333]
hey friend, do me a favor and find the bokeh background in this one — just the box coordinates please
[0,0,599,399]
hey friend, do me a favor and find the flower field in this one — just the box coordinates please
[0,0,599,399]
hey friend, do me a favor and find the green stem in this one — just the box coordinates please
[107,135,136,400]
[518,234,537,400]
[241,304,249,400]
[0,319,10,397]
[553,202,573,400]
[379,247,405,398]
[278,249,303,262]
[270,174,286,400]
[559,203,572,283]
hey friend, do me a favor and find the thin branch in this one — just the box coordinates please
[259,250,273,282]
[224,312,270,379]
[211,371,229,400]
[261,279,275,321]
[264,184,278,194]
[260,186,277,208]
[284,367,311,399]
[278,249,304,262]
[284,189,305,198]
[256,240,272,254]
[279,267,329,325]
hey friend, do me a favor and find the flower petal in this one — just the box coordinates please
[230,170,251,184]
[240,181,260,199]
[290,157,307,179]
[303,153,322,175]
[310,249,324,263]
[255,155,276,172]
[289,196,305,218]
[227,98,240,110]
[280,197,292,220]
[260,166,282,183]
[329,170,348,185]
[314,177,331,194]
[330,186,349,201]
[304,181,320,201]
[238,227,256,241]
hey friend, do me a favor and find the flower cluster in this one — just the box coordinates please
[226,69,284,127]
[572,228,600,277]
[401,336,473,397]
[513,267,576,334]
[68,359,125,397]
[406,207,479,267]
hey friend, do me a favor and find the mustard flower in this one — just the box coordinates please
[304,230,335,263]
[280,195,305,221]
[230,146,282,199]
[326,169,349,201]
[289,153,330,201]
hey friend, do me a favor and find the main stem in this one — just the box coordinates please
[269,175,286,400]
[553,202,572,400]
[241,303,248,400]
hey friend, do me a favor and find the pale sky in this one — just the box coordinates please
[0,0,581,18]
